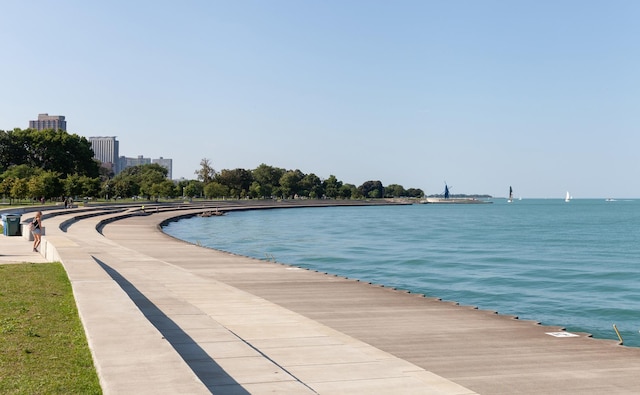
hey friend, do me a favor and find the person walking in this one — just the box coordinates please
[31,211,42,252]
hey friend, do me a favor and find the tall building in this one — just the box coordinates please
[118,155,173,179]
[123,155,151,168]
[152,157,173,179]
[29,113,67,131]
[89,136,119,174]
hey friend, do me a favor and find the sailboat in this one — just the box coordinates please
[508,186,513,203]
[565,191,571,202]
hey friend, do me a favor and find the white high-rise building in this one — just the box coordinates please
[152,157,173,179]
[88,136,119,174]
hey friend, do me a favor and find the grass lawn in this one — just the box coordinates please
[0,263,101,394]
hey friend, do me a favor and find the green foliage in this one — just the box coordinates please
[215,168,253,198]
[0,128,425,202]
[107,163,169,199]
[64,174,101,198]
[383,184,424,198]
[149,179,177,199]
[139,164,169,199]
[323,175,342,198]
[1,164,39,180]
[279,170,304,198]
[203,181,229,198]
[29,171,63,199]
[405,188,424,198]
[358,180,384,199]
[0,263,101,394]
[183,181,203,198]
[341,184,359,199]
[0,128,99,177]
[252,163,284,198]
[0,129,101,201]
[301,173,323,199]
[10,178,29,201]
[194,158,216,184]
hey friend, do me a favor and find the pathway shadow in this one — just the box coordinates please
[94,257,250,395]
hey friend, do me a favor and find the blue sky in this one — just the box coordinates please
[1,1,638,198]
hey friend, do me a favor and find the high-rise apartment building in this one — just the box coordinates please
[29,113,67,131]
[118,155,173,179]
[89,136,119,174]
[123,155,151,168]
[152,157,173,179]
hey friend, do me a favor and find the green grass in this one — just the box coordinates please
[0,263,101,394]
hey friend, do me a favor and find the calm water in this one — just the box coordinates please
[163,199,640,347]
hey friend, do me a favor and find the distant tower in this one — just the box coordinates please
[88,136,120,174]
[29,113,67,131]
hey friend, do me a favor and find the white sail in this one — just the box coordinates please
[565,191,571,202]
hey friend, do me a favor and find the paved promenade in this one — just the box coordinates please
[4,201,640,394]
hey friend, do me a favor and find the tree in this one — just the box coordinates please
[248,181,261,199]
[0,177,16,204]
[108,175,137,199]
[1,164,40,180]
[385,184,405,198]
[183,181,203,198]
[64,174,84,198]
[279,170,304,198]
[252,163,284,198]
[323,175,342,199]
[150,179,177,199]
[301,173,323,198]
[358,180,384,199]
[29,171,63,200]
[139,164,169,199]
[0,128,99,177]
[195,158,216,184]
[78,175,101,198]
[341,183,358,199]
[10,178,28,202]
[216,168,253,198]
[204,182,229,198]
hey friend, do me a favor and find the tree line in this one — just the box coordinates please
[0,128,101,203]
[188,159,424,200]
[0,128,424,203]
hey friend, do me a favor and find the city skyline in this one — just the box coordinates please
[2,2,639,198]
[87,135,173,179]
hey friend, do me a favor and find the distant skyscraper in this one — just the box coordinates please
[118,155,173,179]
[152,157,173,179]
[123,155,151,168]
[29,113,67,131]
[89,136,119,174]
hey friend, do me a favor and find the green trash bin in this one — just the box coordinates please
[2,214,22,236]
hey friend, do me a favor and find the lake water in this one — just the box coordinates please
[163,199,640,347]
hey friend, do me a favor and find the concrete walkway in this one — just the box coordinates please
[4,201,640,394]
[0,233,48,264]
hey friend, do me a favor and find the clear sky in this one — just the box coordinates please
[1,1,638,198]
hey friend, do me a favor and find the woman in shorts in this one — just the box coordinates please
[32,211,42,252]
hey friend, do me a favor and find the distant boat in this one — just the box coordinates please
[565,191,572,202]
[508,186,513,203]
